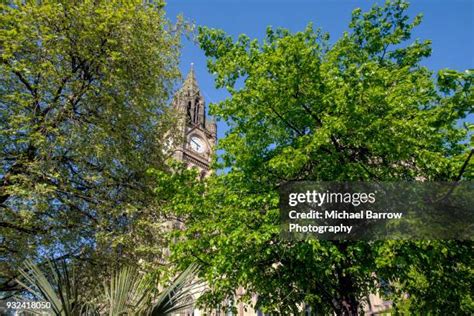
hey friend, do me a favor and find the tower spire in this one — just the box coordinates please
[181,62,199,94]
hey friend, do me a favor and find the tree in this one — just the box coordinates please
[171,1,473,314]
[0,0,182,292]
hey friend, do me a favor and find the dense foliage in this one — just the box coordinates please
[170,1,473,314]
[0,0,181,292]
[1,0,472,314]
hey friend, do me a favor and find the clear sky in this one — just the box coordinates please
[166,0,473,141]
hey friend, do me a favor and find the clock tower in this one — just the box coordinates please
[172,64,217,177]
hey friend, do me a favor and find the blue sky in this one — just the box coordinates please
[166,0,473,141]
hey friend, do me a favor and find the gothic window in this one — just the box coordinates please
[194,98,200,124]
[202,109,206,127]
[187,101,192,122]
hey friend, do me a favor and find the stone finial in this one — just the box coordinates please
[206,117,217,136]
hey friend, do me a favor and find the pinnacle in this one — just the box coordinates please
[181,63,199,94]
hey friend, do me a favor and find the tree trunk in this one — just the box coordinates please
[333,241,360,316]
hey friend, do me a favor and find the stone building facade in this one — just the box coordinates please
[172,64,216,178]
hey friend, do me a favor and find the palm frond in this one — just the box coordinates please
[103,266,152,316]
[151,263,201,315]
[16,260,201,316]
[16,259,97,316]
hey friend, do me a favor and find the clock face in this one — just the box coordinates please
[190,136,205,153]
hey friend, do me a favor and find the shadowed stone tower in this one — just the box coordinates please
[172,64,217,177]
